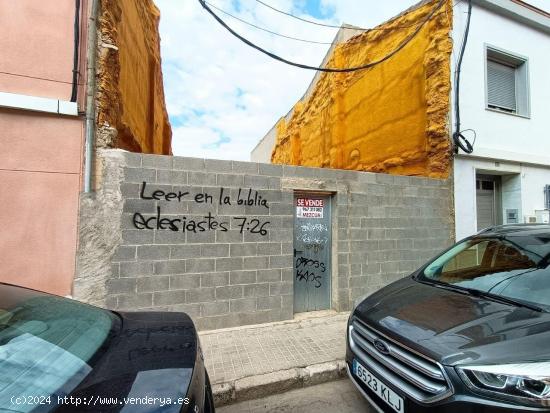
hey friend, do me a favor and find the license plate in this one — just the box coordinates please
[353,359,404,413]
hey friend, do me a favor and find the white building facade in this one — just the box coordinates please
[452,0,550,240]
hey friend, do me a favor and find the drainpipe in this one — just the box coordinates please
[84,0,99,193]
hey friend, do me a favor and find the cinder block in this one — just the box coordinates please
[122,229,154,245]
[243,256,269,270]
[201,243,230,257]
[188,171,217,186]
[153,290,187,306]
[244,175,269,189]
[216,257,243,272]
[124,167,156,183]
[170,244,201,259]
[217,174,244,187]
[200,272,230,287]
[258,163,283,176]
[186,287,216,303]
[232,161,259,174]
[121,183,141,198]
[243,283,270,298]
[137,245,170,260]
[112,246,137,262]
[123,199,157,214]
[269,255,293,269]
[122,152,142,167]
[142,154,173,169]
[257,269,282,283]
[157,169,187,184]
[229,270,257,285]
[205,159,232,172]
[257,242,281,255]
[269,229,293,242]
[216,285,243,300]
[201,301,229,317]
[173,157,205,171]
[216,230,244,243]
[107,278,137,294]
[154,260,186,275]
[118,293,153,309]
[186,231,216,244]
[230,243,257,257]
[120,262,154,277]
[269,282,292,296]
[229,297,256,313]
[170,273,201,290]
[256,295,281,310]
[137,276,170,292]
[154,231,187,244]
[186,258,216,273]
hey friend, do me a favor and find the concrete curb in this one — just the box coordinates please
[212,359,347,407]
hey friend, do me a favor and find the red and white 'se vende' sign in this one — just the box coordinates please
[296,198,324,218]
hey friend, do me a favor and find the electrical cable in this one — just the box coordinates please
[254,0,364,29]
[198,0,446,73]
[205,2,334,44]
[452,0,474,154]
[71,0,81,102]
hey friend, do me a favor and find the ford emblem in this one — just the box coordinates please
[373,338,390,355]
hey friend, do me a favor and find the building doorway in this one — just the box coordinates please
[476,175,502,231]
[293,193,332,313]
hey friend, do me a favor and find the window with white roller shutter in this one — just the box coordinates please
[485,46,530,117]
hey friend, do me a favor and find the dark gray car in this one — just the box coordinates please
[347,224,550,412]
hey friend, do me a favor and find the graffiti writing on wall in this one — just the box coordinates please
[295,257,326,288]
[132,182,270,236]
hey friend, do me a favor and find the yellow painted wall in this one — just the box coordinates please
[97,0,172,155]
[271,0,453,178]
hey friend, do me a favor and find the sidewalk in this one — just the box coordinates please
[198,311,350,406]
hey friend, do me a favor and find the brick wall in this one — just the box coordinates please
[75,150,454,330]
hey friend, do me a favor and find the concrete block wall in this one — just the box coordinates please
[75,150,454,330]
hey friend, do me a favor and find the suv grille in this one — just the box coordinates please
[349,317,453,403]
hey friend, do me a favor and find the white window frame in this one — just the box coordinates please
[484,44,530,118]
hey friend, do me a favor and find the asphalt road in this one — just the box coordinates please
[217,379,375,413]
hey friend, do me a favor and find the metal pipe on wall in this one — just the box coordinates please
[84,0,99,193]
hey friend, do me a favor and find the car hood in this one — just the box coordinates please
[354,277,550,367]
[60,311,198,412]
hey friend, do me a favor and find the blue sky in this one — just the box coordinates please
[154,0,549,160]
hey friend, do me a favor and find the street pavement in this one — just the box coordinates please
[217,378,374,413]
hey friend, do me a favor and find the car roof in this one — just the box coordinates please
[476,224,550,237]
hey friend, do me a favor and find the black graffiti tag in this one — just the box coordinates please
[296,269,323,288]
[295,257,326,288]
[296,257,326,273]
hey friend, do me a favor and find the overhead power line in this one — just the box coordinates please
[254,0,363,30]
[206,2,334,45]
[198,0,446,73]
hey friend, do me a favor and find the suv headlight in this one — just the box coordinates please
[457,362,550,407]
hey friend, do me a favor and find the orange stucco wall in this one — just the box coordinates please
[97,0,172,155]
[271,0,453,178]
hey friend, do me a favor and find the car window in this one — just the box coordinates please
[0,284,116,412]
[422,236,550,310]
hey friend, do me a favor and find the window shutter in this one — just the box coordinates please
[487,60,516,111]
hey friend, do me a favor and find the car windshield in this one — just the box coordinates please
[420,234,550,311]
[0,284,116,412]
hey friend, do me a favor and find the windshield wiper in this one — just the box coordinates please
[417,279,545,313]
